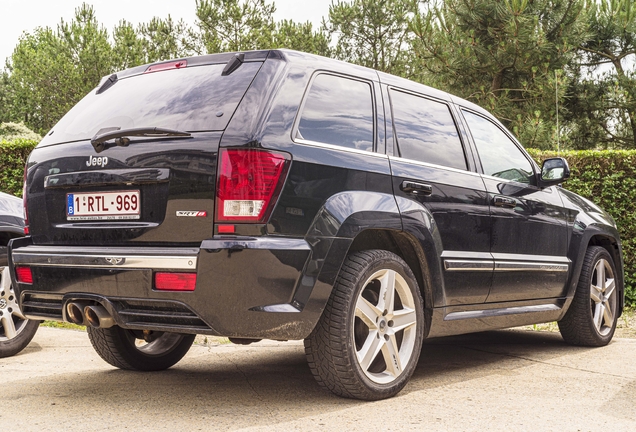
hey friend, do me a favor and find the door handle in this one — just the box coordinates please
[493,195,517,208]
[400,180,433,196]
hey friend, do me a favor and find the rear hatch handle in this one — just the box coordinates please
[90,127,192,153]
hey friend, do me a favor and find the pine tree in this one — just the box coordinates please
[410,0,588,149]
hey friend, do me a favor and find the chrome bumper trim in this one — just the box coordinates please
[12,247,198,270]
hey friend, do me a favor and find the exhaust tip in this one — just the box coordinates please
[84,305,115,329]
[66,302,86,325]
[84,306,100,328]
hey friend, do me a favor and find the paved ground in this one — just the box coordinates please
[2,327,635,431]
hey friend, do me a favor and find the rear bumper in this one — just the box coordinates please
[9,236,333,340]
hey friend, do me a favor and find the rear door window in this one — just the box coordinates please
[390,89,467,170]
[296,74,374,152]
[462,110,535,184]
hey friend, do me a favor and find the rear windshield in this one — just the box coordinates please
[38,62,262,147]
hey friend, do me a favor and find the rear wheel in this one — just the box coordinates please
[304,250,425,400]
[558,246,619,346]
[0,266,40,358]
[87,325,195,371]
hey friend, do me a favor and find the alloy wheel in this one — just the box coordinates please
[353,268,418,384]
[0,267,29,341]
[589,258,617,336]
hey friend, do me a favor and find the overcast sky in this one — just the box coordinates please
[0,0,333,64]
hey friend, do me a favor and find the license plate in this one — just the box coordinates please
[66,190,141,221]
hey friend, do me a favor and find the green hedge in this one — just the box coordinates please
[0,142,634,306]
[528,149,636,307]
[0,139,38,197]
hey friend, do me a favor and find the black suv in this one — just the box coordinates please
[8,50,624,400]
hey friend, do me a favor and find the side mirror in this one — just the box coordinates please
[539,157,570,188]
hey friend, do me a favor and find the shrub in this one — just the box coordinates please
[0,122,42,142]
[528,149,636,307]
[0,138,38,197]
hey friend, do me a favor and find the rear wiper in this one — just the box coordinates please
[91,127,192,153]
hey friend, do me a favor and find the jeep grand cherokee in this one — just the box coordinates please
[8,50,624,400]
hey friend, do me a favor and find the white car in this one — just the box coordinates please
[0,191,38,357]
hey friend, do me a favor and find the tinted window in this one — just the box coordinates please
[297,74,374,151]
[463,111,535,184]
[41,62,262,146]
[390,90,466,170]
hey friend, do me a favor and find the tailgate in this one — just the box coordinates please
[26,133,221,245]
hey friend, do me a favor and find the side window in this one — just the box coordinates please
[296,74,374,152]
[463,110,535,185]
[390,89,467,170]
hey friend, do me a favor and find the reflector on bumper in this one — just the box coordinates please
[154,272,197,291]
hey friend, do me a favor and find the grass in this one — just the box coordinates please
[40,321,85,331]
[194,335,232,346]
[518,307,636,338]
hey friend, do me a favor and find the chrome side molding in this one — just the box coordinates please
[442,251,570,273]
[444,304,561,321]
[444,260,493,271]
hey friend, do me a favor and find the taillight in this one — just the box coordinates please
[216,149,289,223]
[15,266,33,284]
[22,164,29,235]
[154,272,197,291]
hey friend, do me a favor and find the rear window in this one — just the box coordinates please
[39,62,262,146]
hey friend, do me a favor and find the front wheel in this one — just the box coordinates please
[304,250,425,400]
[0,266,40,358]
[558,246,619,346]
[87,325,195,371]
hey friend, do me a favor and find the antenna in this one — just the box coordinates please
[556,70,560,154]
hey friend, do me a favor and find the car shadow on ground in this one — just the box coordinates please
[4,329,605,431]
[407,329,590,393]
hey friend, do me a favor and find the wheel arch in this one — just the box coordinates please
[564,225,624,318]
[300,190,444,339]
[348,230,437,310]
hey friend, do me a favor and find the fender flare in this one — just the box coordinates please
[294,191,445,324]
[564,219,624,316]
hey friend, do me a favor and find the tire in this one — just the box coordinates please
[558,246,619,347]
[87,325,195,371]
[0,266,40,358]
[304,250,425,400]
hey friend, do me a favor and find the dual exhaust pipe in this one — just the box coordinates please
[66,301,115,329]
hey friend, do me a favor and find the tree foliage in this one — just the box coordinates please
[410,0,588,149]
[0,0,634,151]
[565,0,636,149]
[6,26,87,134]
[2,3,113,134]
[193,0,277,53]
[273,20,331,57]
[326,0,419,75]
